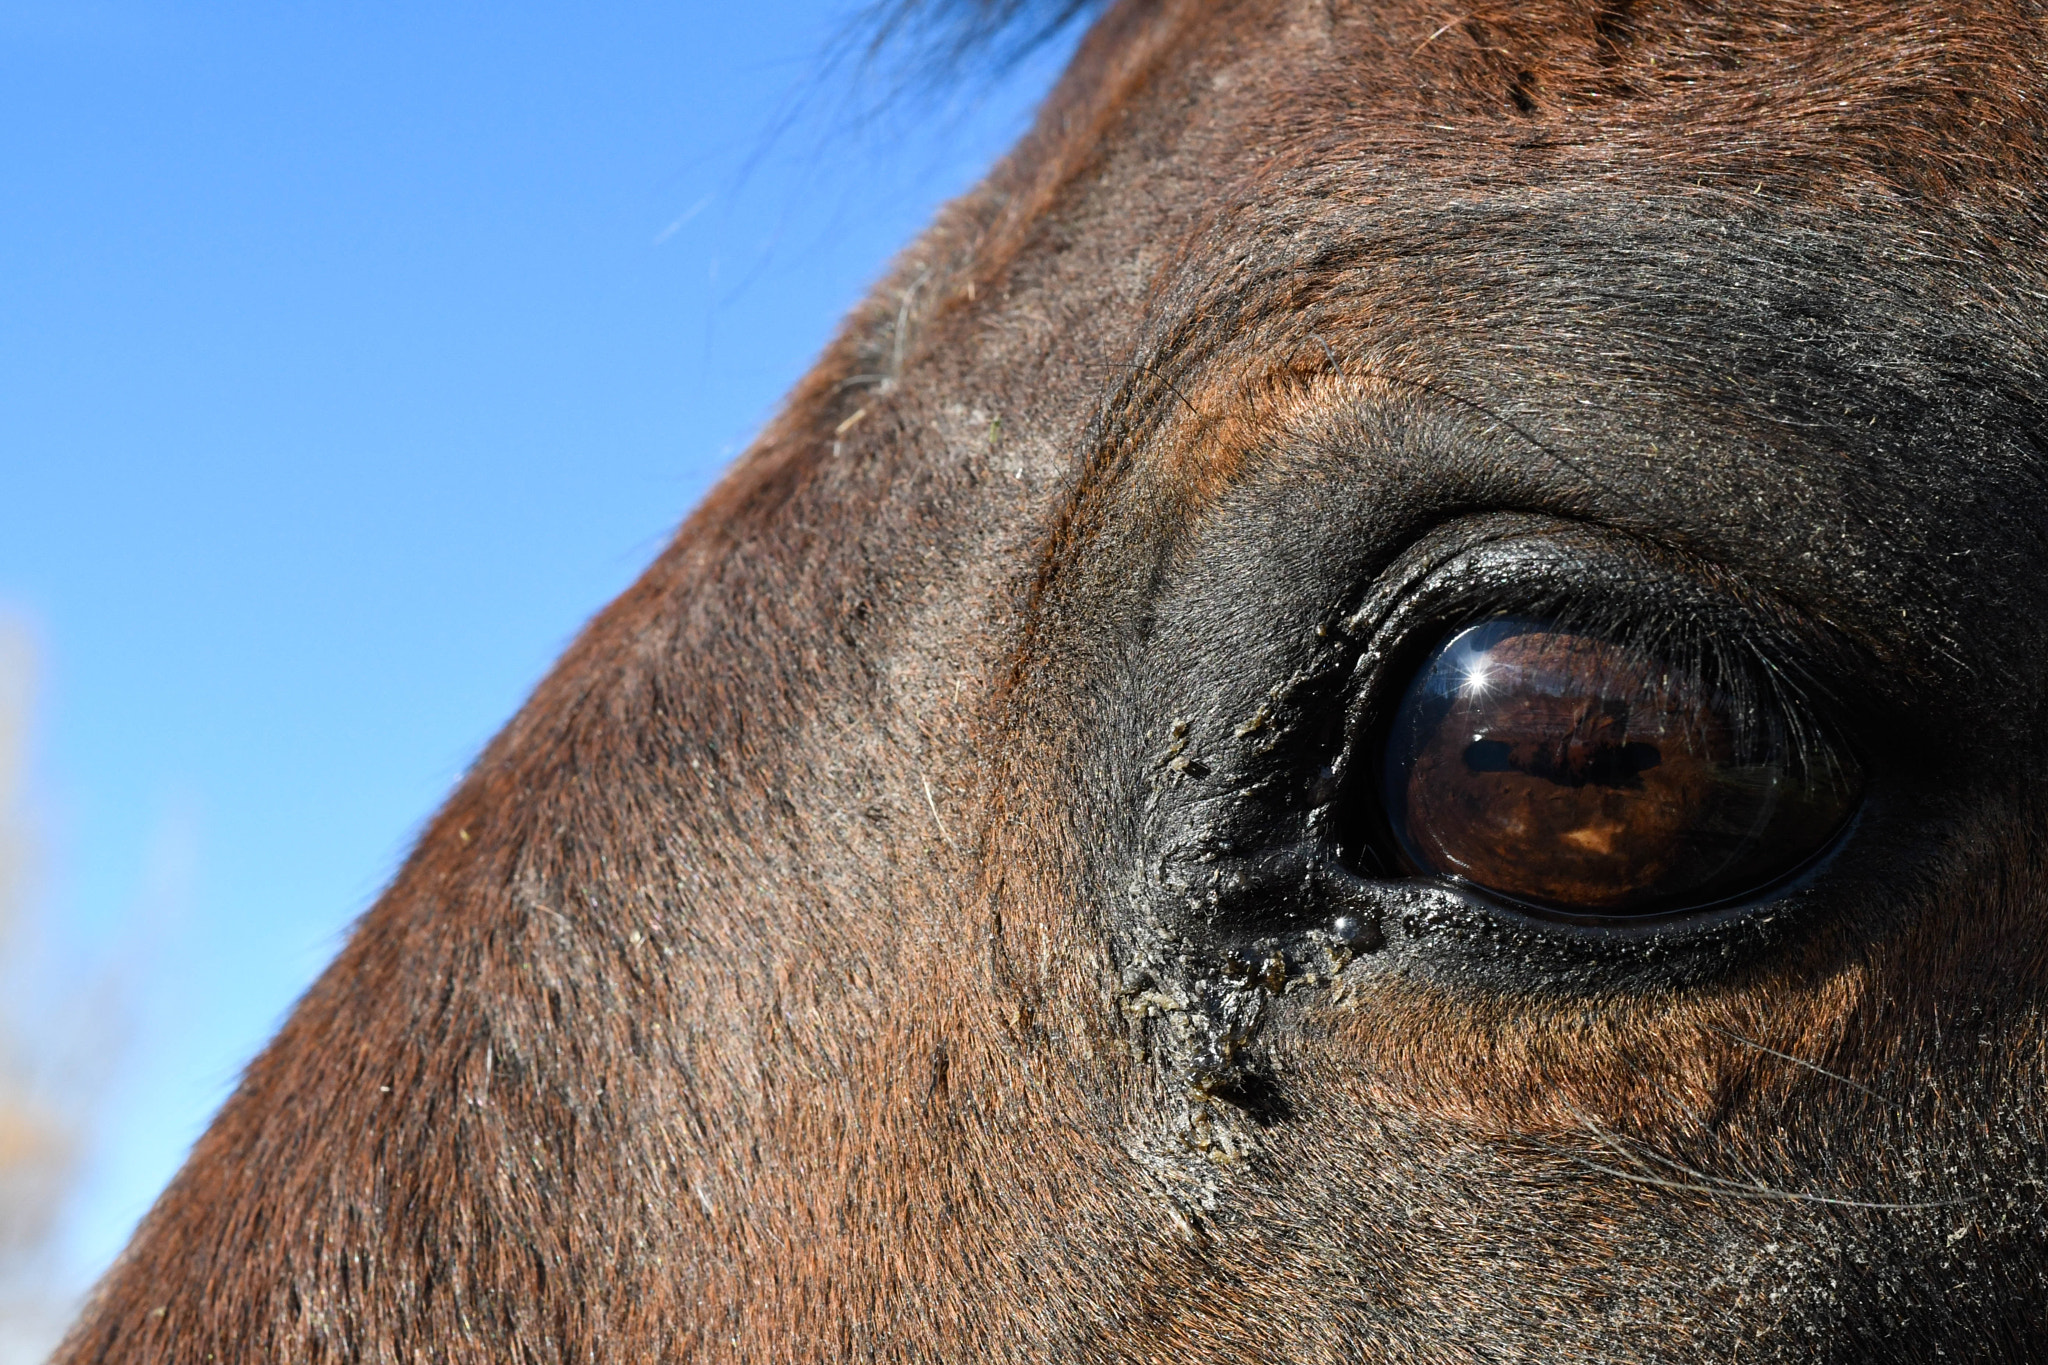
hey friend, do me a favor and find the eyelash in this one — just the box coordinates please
[1359,604,1843,773]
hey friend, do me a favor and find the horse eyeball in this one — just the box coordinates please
[1379,617,1861,919]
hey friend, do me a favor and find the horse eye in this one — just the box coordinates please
[1379,617,1861,919]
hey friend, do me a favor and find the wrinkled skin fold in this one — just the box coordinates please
[57,0,2048,1360]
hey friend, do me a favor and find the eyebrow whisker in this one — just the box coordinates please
[1542,1106,1969,1212]
[1704,1023,1882,1099]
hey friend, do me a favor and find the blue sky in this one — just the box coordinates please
[0,0,1074,1291]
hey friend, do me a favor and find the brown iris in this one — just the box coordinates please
[1380,617,1860,917]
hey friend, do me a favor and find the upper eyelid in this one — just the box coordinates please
[1342,520,1833,688]
[1333,525,1869,789]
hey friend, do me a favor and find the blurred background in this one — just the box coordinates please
[0,1,1076,1354]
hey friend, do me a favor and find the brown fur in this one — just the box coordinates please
[57,1,2048,1359]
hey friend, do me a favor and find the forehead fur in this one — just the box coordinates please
[990,0,2048,696]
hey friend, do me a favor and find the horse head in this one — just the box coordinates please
[61,1,2048,1358]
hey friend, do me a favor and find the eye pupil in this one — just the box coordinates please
[1461,738,1514,772]
[1461,732,1663,785]
[1380,617,1860,919]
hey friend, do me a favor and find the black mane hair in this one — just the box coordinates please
[856,0,1107,84]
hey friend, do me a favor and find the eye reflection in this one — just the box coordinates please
[1379,617,1860,918]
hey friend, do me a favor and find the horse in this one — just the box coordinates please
[55,0,2048,1358]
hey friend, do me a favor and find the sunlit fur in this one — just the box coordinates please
[57,1,2048,1359]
